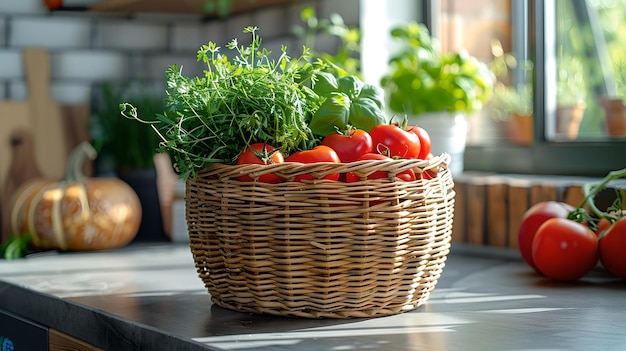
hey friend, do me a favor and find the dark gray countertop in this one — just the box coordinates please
[1,243,625,351]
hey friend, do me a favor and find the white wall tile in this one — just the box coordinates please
[319,0,360,26]
[49,81,92,104]
[253,6,288,39]
[0,50,24,80]
[225,12,253,43]
[7,79,91,104]
[170,23,207,52]
[0,18,6,47]
[52,51,129,81]
[8,81,27,100]
[204,20,228,46]
[10,17,92,48]
[0,0,46,15]
[139,53,203,80]
[95,20,168,51]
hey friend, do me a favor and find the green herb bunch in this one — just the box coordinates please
[122,27,323,180]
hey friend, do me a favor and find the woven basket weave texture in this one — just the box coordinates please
[186,154,455,318]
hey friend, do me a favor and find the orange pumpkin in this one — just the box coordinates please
[10,142,141,251]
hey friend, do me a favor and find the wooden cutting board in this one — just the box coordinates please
[0,101,31,199]
[0,100,37,242]
[23,48,68,181]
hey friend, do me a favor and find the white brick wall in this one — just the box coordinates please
[0,50,23,80]
[252,6,288,38]
[0,18,6,47]
[171,23,209,52]
[319,0,360,25]
[10,17,92,48]
[203,20,228,46]
[94,20,169,51]
[52,51,129,80]
[0,1,359,103]
[0,0,47,15]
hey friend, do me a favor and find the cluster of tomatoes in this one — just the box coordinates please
[235,124,432,183]
[518,201,626,281]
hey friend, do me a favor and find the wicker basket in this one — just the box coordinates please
[186,153,455,318]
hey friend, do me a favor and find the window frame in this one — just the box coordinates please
[461,0,626,177]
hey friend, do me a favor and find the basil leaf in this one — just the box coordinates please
[350,98,388,132]
[313,71,339,96]
[337,75,362,99]
[309,92,351,136]
[358,84,385,109]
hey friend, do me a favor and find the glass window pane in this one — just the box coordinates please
[440,0,535,147]
[552,0,626,141]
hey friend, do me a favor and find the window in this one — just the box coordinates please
[436,0,626,176]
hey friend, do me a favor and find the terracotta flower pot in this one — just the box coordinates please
[503,113,533,145]
[556,101,586,140]
[599,97,626,136]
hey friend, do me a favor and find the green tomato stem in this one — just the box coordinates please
[576,167,626,221]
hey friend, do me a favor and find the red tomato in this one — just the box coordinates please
[321,129,373,163]
[595,217,612,237]
[285,146,341,181]
[598,216,626,278]
[405,125,432,160]
[235,143,284,183]
[345,153,416,182]
[518,201,575,272]
[532,218,598,281]
[369,124,421,159]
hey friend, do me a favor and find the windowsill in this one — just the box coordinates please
[452,171,624,250]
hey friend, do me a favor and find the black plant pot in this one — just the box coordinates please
[117,168,168,242]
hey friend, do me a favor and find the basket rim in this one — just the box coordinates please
[192,152,451,181]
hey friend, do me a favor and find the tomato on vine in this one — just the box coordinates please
[405,125,432,160]
[595,217,612,237]
[236,143,284,183]
[285,145,341,181]
[518,201,575,272]
[598,216,626,278]
[321,128,373,163]
[531,218,598,281]
[369,124,421,159]
[345,153,416,182]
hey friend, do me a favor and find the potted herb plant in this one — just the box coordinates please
[293,6,361,78]
[92,83,168,242]
[486,39,534,145]
[556,55,587,140]
[599,60,626,136]
[380,22,495,174]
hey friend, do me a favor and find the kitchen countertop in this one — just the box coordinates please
[1,242,625,351]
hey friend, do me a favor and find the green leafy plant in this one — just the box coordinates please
[93,83,163,170]
[121,27,324,180]
[613,59,626,99]
[0,234,31,260]
[293,6,361,77]
[308,72,387,136]
[557,54,587,107]
[380,22,495,116]
[486,39,534,121]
